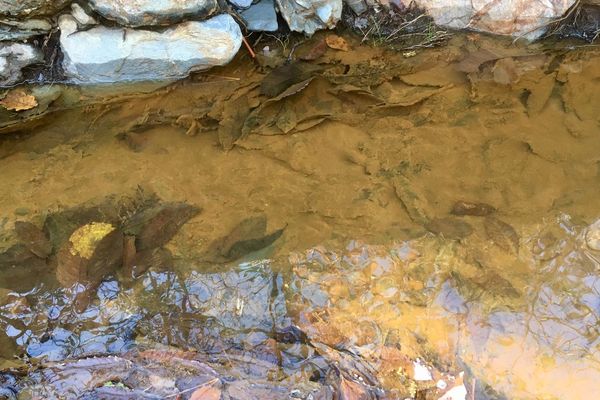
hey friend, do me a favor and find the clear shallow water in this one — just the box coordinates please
[1,32,600,399]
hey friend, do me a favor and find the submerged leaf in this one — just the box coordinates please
[326,34,350,51]
[451,201,496,217]
[189,383,221,400]
[14,221,52,258]
[260,62,323,97]
[339,376,371,400]
[208,214,284,262]
[484,217,519,253]
[123,203,201,250]
[0,89,38,111]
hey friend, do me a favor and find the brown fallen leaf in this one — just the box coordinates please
[339,375,371,400]
[300,38,328,60]
[0,89,38,111]
[189,383,221,400]
[451,201,496,217]
[14,221,53,258]
[484,217,519,254]
[326,34,350,51]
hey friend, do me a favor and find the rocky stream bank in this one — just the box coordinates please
[0,0,599,86]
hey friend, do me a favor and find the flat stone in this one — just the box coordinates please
[229,0,253,9]
[59,14,243,84]
[88,0,219,27]
[276,0,342,35]
[0,18,52,41]
[241,0,278,32]
[0,42,43,86]
[0,0,71,17]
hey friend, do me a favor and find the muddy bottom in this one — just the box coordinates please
[1,32,600,400]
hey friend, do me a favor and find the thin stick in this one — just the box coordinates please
[242,36,256,59]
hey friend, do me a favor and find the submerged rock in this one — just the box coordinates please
[241,0,279,32]
[0,42,42,86]
[276,0,342,35]
[89,0,218,27]
[59,14,243,83]
[414,0,576,39]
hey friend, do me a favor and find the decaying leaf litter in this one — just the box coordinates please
[1,26,600,400]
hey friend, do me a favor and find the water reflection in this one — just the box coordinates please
[2,213,600,398]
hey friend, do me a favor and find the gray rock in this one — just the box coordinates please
[71,3,97,26]
[276,0,342,35]
[229,0,253,9]
[59,14,243,84]
[0,0,71,17]
[88,0,219,27]
[241,0,278,32]
[344,0,367,15]
[0,42,43,86]
[0,18,52,41]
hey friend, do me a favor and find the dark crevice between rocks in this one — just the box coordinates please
[544,3,600,42]
[20,28,65,84]
[340,2,451,50]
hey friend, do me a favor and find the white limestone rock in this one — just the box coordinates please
[59,14,243,83]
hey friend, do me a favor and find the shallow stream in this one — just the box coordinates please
[1,32,600,399]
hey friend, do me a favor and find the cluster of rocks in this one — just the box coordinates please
[0,0,592,85]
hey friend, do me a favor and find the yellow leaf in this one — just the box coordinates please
[326,34,350,52]
[0,89,38,111]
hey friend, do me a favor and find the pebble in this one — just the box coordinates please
[585,220,600,251]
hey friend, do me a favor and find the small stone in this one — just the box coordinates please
[413,359,433,381]
[241,0,279,32]
[71,3,97,26]
[14,207,30,216]
[344,0,367,15]
[585,220,600,251]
